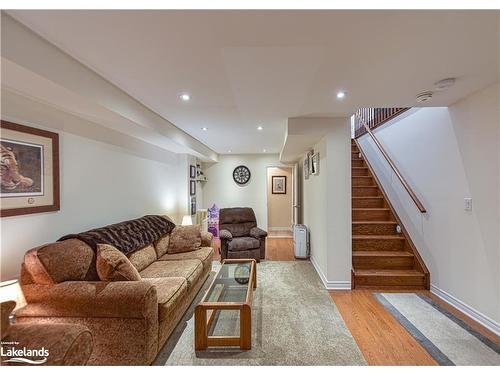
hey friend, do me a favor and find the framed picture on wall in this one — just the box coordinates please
[304,151,312,180]
[1,120,60,217]
[311,152,320,175]
[272,176,287,194]
[189,165,196,179]
[190,196,197,215]
[190,180,196,196]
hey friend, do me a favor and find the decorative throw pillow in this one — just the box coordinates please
[168,225,202,254]
[96,244,142,281]
[154,234,170,258]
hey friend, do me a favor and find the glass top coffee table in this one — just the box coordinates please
[194,259,256,351]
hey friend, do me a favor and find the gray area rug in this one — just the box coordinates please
[374,293,500,366]
[154,261,367,365]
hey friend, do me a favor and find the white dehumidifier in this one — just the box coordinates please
[293,224,310,259]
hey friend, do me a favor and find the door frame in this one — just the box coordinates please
[265,164,295,235]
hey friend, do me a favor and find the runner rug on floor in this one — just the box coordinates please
[154,261,367,365]
[374,293,500,366]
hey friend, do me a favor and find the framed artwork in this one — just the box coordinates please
[189,165,196,179]
[272,176,287,194]
[190,196,197,215]
[1,120,60,217]
[311,153,320,175]
[303,156,309,180]
[190,180,196,196]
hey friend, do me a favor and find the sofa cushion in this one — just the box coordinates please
[127,244,157,272]
[159,247,213,271]
[24,239,98,285]
[143,277,187,322]
[154,234,170,258]
[228,237,260,251]
[168,225,201,254]
[96,244,142,281]
[139,260,203,289]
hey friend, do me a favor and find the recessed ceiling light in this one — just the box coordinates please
[179,93,190,101]
[336,91,346,99]
[257,126,263,131]
[201,127,208,131]
[263,149,267,153]
[228,150,232,153]
[434,78,456,91]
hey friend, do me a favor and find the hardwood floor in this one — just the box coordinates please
[330,290,437,366]
[265,237,295,260]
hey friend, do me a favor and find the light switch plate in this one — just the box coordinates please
[464,198,473,211]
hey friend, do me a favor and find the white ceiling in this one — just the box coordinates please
[7,10,499,154]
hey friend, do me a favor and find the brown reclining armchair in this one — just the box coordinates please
[219,207,268,261]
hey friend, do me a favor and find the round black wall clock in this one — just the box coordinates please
[233,165,251,185]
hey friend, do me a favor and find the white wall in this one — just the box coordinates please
[303,138,328,277]
[1,95,189,281]
[302,117,352,288]
[202,154,287,230]
[358,83,499,330]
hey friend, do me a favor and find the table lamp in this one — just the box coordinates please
[181,215,193,226]
[0,279,27,323]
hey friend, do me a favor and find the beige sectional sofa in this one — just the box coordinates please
[17,230,214,365]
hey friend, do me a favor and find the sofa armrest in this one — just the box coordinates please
[250,227,268,239]
[219,229,233,241]
[19,281,157,320]
[201,231,213,247]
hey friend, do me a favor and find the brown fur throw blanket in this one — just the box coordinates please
[59,215,176,255]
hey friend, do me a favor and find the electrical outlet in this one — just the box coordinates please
[464,198,473,211]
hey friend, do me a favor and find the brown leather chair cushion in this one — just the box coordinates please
[228,237,260,251]
[219,208,257,237]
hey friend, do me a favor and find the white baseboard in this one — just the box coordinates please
[310,256,351,290]
[268,227,292,231]
[430,283,500,336]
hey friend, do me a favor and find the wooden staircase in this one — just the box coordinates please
[351,139,429,289]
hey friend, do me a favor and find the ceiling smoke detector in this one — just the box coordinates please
[416,91,433,103]
[434,78,456,91]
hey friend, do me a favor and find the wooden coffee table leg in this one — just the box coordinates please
[239,304,252,350]
[252,259,257,288]
[195,305,207,350]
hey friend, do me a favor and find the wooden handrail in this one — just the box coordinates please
[355,113,427,213]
